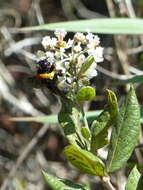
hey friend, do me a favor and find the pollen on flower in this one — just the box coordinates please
[56,40,67,48]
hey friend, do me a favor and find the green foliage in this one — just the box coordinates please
[58,98,80,146]
[106,89,118,122]
[20,18,143,35]
[91,128,108,153]
[136,175,143,190]
[10,110,102,124]
[43,171,91,190]
[76,86,96,102]
[125,166,141,190]
[81,127,91,141]
[120,75,143,84]
[64,145,107,177]
[106,87,140,172]
[91,90,118,136]
[78,56,94,77]
[90,90,118,153]
[11,86,142,190]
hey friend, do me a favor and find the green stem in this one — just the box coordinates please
[80,104,89,130]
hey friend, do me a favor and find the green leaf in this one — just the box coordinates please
[9,110,102,124]
[91,108,111,136]
[91,128,109,152]
[86,110,102,123]
[43,171,91,190]
[78,56,94,77]
[125,166,141,190]
[76,86,96,102]
[106,89,118,122]
[81,127,91,141]
[19,18,143,35]
[120,75,143,84]
[58,98,80,146]
[90,90,118,153]
[106,87,140,172]
[10,115,58,123]
[64,145,107,176]
[10,107,143,124]
[137,175,143,190]
[91,90,118,136]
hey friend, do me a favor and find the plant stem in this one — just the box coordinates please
[80,104,89,130]
[102,176,116,190]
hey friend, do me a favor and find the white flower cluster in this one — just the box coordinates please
[37,29,103,91]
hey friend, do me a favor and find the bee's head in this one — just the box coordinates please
[36,50,54,74]
[37,58,53,74]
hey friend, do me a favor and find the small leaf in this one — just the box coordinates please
[106,87,140,172]
[76,86,96,102]
[90,90,118,153]
[64,145,107,176]
[91,90,118,136]
[81,127,91,141]
[106,89,118,122]
[43,171,91,190]
[92,128,109,151]
[78,56,94,77]
[91,108,111,137]
[58,98,80,146]
[125,166,141,190]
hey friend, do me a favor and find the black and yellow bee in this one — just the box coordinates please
[34,57,69,98]
[26,55,70,99]
[36,58,56,80]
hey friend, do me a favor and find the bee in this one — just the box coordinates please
[27,52,69,98]
[36,58,56,80]
[34,56,67,97]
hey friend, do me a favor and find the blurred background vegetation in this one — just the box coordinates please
[0,0,143,190]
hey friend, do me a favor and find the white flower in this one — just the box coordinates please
[74,32,85,42]
[55,60,66,73]
[84,62,97,79]
[42,36,57,49]
[55,47,66,59]
[88,47,104,63]
[78,54,86,62]
[59,47,66,53]
[66,39,74,48]
[73,43,82,53]
[45,51,54,58]
[85,69,97,79]
[64,61,70,69]
[38,29,104,86]
[86,30,100,48]
[54,29,67,40]
[45,51,54,63]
